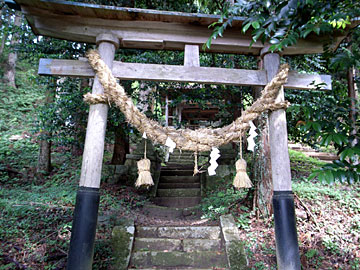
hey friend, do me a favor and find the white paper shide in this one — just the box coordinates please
[208,147,221,176]
[165,137,176,153]
[247,121,258,152]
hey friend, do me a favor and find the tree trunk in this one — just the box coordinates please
[253,112,273,217]
[348,66,357,139]
[111,125,129,165]
[348,66,358,166]
[37,81,55,174]
[38,139,52,173]
[347,36,358,165]
[252,58,273,217]
[0,31,8,56]
[0,6,8,56]
[4,11,21,88]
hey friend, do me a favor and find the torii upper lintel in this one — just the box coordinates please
[13,0,358,55]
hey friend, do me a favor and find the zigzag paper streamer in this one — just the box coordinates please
[247,121,257,152]
[208,147,220,176]
[165,137,176,153]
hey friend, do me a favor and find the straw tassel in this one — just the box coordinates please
[233,134,253,189]
[135,139,154,187]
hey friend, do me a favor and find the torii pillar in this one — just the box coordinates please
[67,34,119,270]
[262,47,301,270]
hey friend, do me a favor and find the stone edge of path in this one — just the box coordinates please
[220,214,249,270]
[111,219,135,269]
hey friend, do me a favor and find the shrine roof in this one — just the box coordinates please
[11,0,360,55]
[14,0,246,26]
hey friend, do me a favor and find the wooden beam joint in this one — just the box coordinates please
[96,33,120,49]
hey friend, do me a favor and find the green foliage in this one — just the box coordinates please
[289,149,326,179]
[34,77,90,147]
[308,155,360,184]
[285,53,360,184]
[330,27,360,71]
[206,0,360,52]
[0,58,44,174]
[305,249,323,268]
[201,186,247,220]
[288,87,360,184]
[289,149,326,167]
[293,182,360,214]
[0,183,75,268]
[287,88,348,144]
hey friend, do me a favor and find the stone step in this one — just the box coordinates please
[171,150,194,156]
[160,169,194,176]
[157,188,200,197]
[166,162,194,166]
[133,238,222,252]
[158,182,200,189]
[142,204,201,219]
[136,226,221,240]
[133,238,182,252]
[169,153,194,160]
[153,196,201,207]
[183,239,222,252]
[167,157,194,164]
[160,175,199,183]
[130,251,228,268]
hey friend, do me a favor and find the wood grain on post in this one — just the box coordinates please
[262,48,292,191]
[181,45,200,126]
[184,44,200,67]
[165,95,169,127]
[79,34,119,188]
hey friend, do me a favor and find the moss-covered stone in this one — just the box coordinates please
[111,224,135,270]
[131,251,228,268]
[206,164,236,191]
[151,251,192,267]
[220,215,249,270]
[133,238,182,252]
[183,238,221,252]
[227,241,249,270]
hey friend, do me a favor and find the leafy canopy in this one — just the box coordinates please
[206,0,360,52]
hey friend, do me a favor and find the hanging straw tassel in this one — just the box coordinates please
[233,134,253,189]
[135,139,154,188]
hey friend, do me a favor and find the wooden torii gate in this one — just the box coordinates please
[9,0,355,269]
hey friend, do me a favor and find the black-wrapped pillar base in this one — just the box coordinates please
[67,186,100,270]
[273,191,301,270]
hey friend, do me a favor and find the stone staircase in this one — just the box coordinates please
[144,150,202,218]
[154,166,201,208]
[128,225,228,269]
